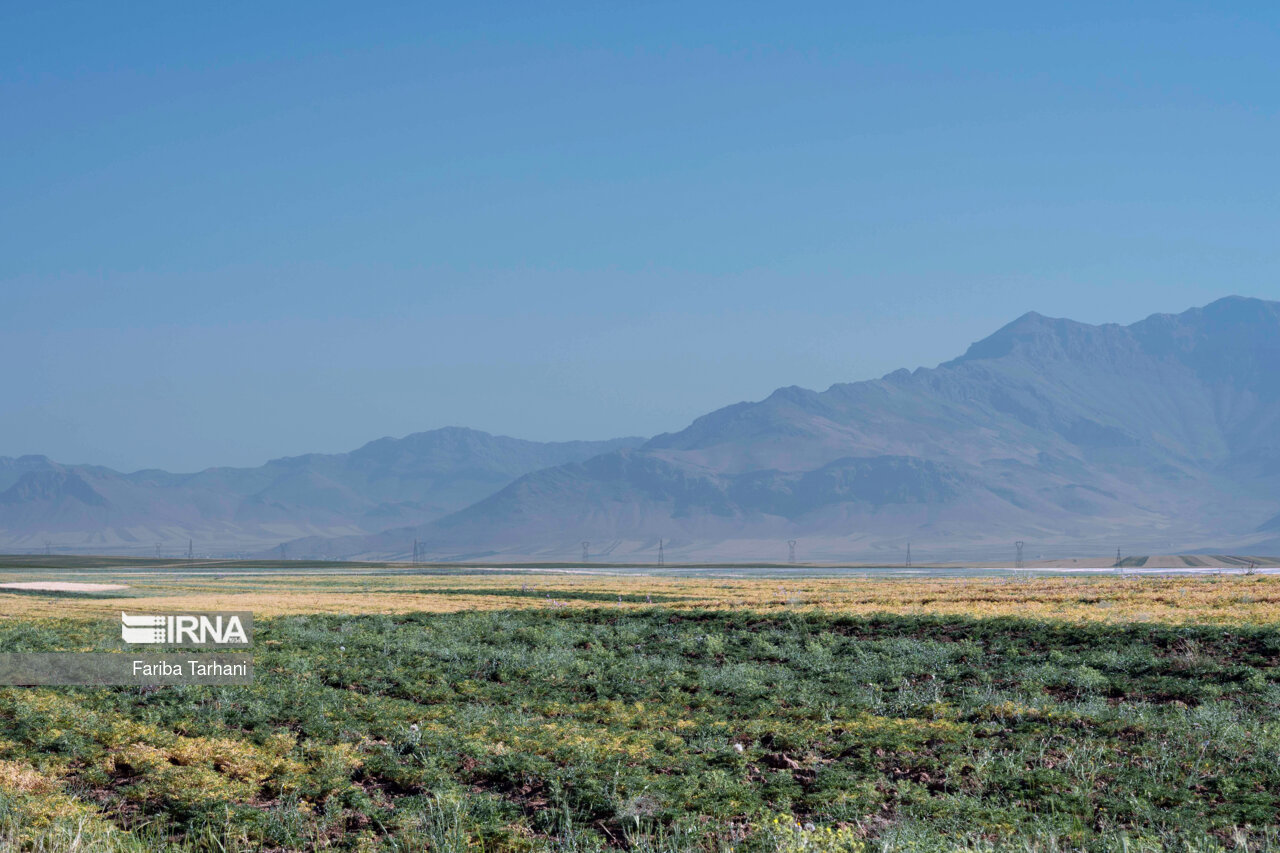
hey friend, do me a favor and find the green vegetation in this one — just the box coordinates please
[2,609,1280,851]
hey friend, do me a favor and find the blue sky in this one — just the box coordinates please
[2,2,1278,471]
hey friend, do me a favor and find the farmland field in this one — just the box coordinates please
[2,568,1280,851]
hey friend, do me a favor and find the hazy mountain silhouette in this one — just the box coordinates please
[291,296,1280,562]
[0,429,641,554]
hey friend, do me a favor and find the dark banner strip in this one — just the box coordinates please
[0,653,254,685]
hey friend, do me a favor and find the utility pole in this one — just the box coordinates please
[787,540,797,564]
[657,538,664,567]
[582,541,589,562]
[1015,541,1025,571]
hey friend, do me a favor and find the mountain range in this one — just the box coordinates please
[0,430,640,554]
[5,296,1279,562]
[285,296,1280,562]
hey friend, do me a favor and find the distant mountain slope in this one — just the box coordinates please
[0,429,642,554]
[295,296,1280,562]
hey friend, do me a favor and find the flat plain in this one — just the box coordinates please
[1,562,1279,851]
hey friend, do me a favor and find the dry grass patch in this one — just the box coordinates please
[2,572,1280,626]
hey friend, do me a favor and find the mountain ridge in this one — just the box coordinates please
[286,296,1280,562]
[6,296,1278,561]
[0,428,643,554]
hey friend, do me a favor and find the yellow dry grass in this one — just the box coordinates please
[0,759,56,795]
[1,570,1279,625]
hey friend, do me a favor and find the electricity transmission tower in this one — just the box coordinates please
[582,541,589,562]
[1015,541,1025,570]
[155,543,162,559]
[787,540,797,564]
[412,539,423,565]
[657,539,664,567]
[906,543,912,568]
[1114,548,1123,571]
[187,539,194,560]
[279,543,288,561]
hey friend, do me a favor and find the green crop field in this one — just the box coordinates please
[3,580,1280,852]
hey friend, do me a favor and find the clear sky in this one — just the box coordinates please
[3,2,1278,472]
